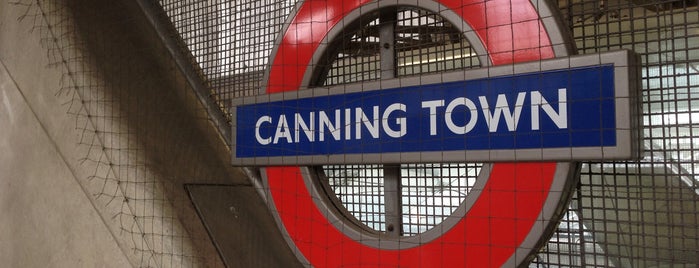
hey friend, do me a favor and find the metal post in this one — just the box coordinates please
[379,9,397,79]
[383,164,403,237]
[379,9,402,237]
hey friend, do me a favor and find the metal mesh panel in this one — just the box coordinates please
[318,7,481,86]
[321,15,382,86]
[324,163,482,236]
[400,163,480,235]
[531,0,699,267]
[12,0,243,266]
[395,8,480,76]
[159,0,297,111]
[318,7,483,236]
[154,0,699,265]
[324,165,386,231]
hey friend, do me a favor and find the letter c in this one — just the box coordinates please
[255,115,273,145]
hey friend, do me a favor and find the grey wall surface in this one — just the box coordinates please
[0,1,135,265]
[0,52,133,267]
[0,0,294,267]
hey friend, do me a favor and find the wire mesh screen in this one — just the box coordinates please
[319,15,383,86]
[317,7,484,237]
[322,163,481,235]
[317,7,481,86]
[395,8,480,76]
[530,0,699,267]
[11,0,247,266]
[153,0,699,266]
[324,165,386,231]
[159,0,297,113]
[400,163,480,235]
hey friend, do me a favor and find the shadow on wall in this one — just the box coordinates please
[5,0,297,266]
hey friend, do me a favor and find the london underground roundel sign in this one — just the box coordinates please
[238,0,638,266]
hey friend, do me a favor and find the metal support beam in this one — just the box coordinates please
[379,9,402,237]
[383,165,403,237]
[379,9,397,79]
[378,10,402,237]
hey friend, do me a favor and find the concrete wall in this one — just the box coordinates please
[0,54,133,267]
[0,1,134,265]
[0,0,281,266]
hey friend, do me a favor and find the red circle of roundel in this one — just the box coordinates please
[265,0,559,266]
